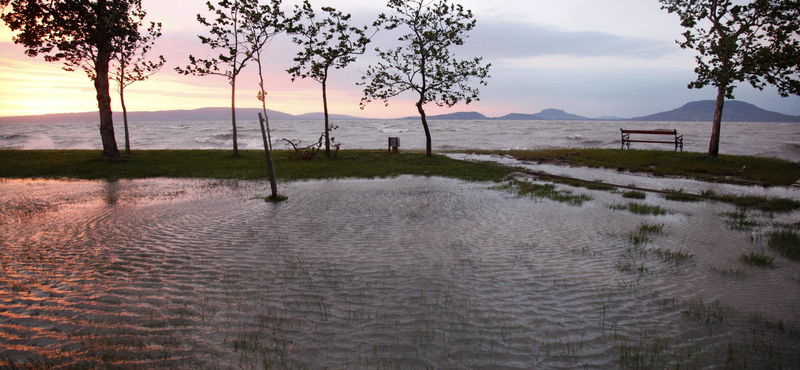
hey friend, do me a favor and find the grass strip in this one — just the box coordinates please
[0,150,513,183]
[609,202,670,216]
[468,148,800,187]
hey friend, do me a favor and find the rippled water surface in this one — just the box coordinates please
[1,177,799,369]
[2,119,799,161]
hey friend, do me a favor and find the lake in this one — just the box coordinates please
[2,119,799,161]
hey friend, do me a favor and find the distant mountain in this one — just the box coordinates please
[401,109,590,121]
[292,112,367,120]
[594,116,627,120]
[494,109,589,121]
[398,111,488,120]
[631,100,800,122]
[0,107,366,123]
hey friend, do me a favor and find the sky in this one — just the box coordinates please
[1,0,798,119]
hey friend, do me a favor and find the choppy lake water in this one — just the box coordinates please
[2,119,799,161]
[1,177,799,369]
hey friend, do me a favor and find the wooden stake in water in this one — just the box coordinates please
[258,113,279,199]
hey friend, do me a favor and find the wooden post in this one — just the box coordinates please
[258,113,279,199]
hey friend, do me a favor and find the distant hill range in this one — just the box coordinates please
[401,101,799,122]
[0,107,366,123]
[399,109,590,121]
[630,100,800,122]
[2,100,798,123]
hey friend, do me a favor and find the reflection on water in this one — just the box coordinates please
[1,177,799,369]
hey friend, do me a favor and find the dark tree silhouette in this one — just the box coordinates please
[287,0,374,157]
[360,0,490,157]
[176,0,258,156]
[112,15,165,154]
[1,0,147,158]
[660,0,800,157]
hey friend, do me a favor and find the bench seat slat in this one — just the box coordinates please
[626,140,678,144]
[621,130,675,135]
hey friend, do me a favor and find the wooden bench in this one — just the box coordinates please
[621,129,683,152]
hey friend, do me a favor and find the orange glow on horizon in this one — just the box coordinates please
[0,42,432,119]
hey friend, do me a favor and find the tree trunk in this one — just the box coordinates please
[322,77,331,157]
[120,86,130,155]
[94,0,119,158]
[416,98,432,157]
[708,85,726,157]
[231,77,239,156]
[258,113,279,199]
[95,47,119,158]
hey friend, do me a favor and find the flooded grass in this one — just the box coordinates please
[553,177,617,191]
[663,189,702,203]
[609,202,670,216]
[716,194,800,213]
[722,210,760,231]
[740,251,776,268]
[767,229,800,261]
[652,248,694,266]
[709,266,749,278]
[497,179,592,206]
[627,222,665,246]
[683,299,725,327]
[622,190,647,199]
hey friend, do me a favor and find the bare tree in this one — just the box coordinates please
[244,0,285,199]
[176,0,257,156]
[287,0,374,157]
[112,17,166,154]
[660,0,800,157]
[360,0,490,157]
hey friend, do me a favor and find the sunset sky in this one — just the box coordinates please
[1,0,798,119]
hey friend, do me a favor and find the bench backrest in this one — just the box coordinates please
[621,129,677,135]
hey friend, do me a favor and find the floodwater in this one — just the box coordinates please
[448,153,800,200]
[1,177,799,369]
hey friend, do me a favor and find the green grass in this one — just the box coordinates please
[487,148,800,187]
[622,191,647,199]
[609,202,670,216]
[767,229,800,261]
[715,194,800,213]
[497,180,592,206]
[0,150,513,183]
[740,251,775,267]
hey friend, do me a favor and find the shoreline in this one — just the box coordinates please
[2,148,799,212]
[1,148,797,185]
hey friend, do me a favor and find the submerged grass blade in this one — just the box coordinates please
[721,210,760,231]
[498,180,592,206]
[767,229,800,261]
[609,202,669,216]
[622,191,646,200]
[740,251,775,268]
